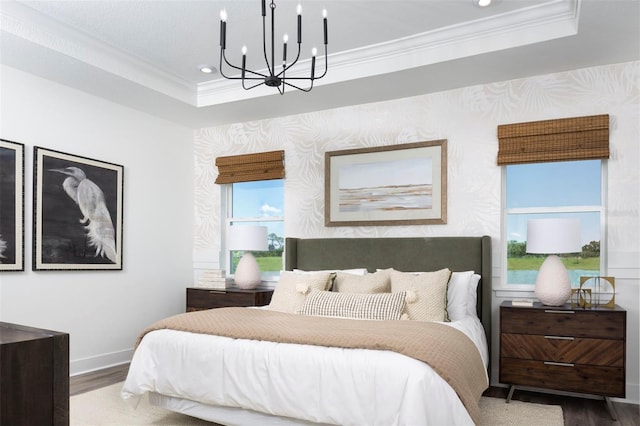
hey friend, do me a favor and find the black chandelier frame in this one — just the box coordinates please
[219,0,328,94]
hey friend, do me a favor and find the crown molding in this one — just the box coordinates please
[0,1,195,105]
[198,0,579,107]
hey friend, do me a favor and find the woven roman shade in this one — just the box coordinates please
[497,114,609,165]
[215,150,285,184]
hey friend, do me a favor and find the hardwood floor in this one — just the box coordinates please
[72,364,639,425]
[482,387,638,426]
[70,363,129,396]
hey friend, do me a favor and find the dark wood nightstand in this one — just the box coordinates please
[0,322,69,426]
[186,286,274,312]
[499,300,626,418]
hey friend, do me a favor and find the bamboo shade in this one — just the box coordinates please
[497,114,609,165]
[215,150,285,184]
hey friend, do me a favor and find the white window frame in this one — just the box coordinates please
[223,181,284,282]
[500,161,608,290]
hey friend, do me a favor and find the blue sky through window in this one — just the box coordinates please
[232,180,284,237]
[506,160,601,246]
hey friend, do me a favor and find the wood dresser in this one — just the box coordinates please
[499,300,626,417]
[186,286,274,312]
[0,322,69,426]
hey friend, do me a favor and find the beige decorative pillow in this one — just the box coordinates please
[390,268,451,321]
[334,271,389,293]
[298,289,407,320]
[268,271,334,313]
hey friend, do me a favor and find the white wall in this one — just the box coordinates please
[0,65,194,374]
[194,61,640,403]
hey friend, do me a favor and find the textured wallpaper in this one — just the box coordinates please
[194,61,639,264]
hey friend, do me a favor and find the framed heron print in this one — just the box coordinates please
[33,147,124,270]
[0,139,25,271]
[325,140,447,226]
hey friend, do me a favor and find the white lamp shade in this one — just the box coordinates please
[227,225,268,251]
[526,218,581,254]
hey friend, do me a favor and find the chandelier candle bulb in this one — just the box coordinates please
[297,4,302,43]
[241,46,247,79]
[219,10,227,49]
[283,34,288,62]
[323,9,328,45]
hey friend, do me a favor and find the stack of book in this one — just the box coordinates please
[196,269,230,289]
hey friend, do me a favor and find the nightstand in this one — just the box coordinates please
[499,301,626,418]
[186,286,274,312]
[1,322,69,426]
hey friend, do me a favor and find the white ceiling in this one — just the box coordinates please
[1,0,638,128]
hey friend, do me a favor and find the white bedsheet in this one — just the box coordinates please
[122,315,488,426]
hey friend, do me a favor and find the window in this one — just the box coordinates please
[503,160,604,286]
[226,179,284,281]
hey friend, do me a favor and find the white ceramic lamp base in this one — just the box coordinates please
[234,252,262,289]
[534,255,571,306]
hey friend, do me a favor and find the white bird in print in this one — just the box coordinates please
[50,167,116,263]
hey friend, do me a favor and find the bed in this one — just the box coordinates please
[122,236,492,425]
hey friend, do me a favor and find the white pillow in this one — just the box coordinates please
[467,274,481,318]
[447,271,475,322]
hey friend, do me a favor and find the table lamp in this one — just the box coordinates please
[227,225,268,289]
[526,218,581,306]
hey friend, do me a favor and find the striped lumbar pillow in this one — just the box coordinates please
[298,289,406,320]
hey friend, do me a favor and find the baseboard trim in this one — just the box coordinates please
[70,348,133,376]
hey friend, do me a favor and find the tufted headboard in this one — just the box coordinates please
[284,236,492,351]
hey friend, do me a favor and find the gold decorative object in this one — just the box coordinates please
[578,276,616,308]
[571,288,592,308]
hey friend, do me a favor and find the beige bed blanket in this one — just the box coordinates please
[136,307,488,424]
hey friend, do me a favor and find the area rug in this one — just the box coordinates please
[71,382,564,425]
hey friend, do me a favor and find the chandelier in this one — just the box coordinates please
[219,0,328,94]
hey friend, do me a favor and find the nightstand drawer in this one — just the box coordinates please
[500,307,625,339]
[501,333,624,366]
[500,357,625,397]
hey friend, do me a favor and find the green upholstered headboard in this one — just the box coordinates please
[284,236,492,351]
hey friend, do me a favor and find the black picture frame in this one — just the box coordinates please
[0,139,25,271]
[33,147,124,270]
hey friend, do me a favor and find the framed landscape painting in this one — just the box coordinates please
[0,139,25,271]
[33,147,124,270]
[325,140,447,226]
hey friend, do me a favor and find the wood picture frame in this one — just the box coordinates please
[325,140,447,226]
[0,139,25,271]
[33,147,124,270]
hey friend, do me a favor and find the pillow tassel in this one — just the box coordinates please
[405,290,418,304]
[296,283,311,295]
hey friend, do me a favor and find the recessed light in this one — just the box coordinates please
[474,0,491,7]
[199,65,217,74]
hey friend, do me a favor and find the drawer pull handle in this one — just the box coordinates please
[544,361,575,367]
[544,309,575,314]
[544,335,575,341]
